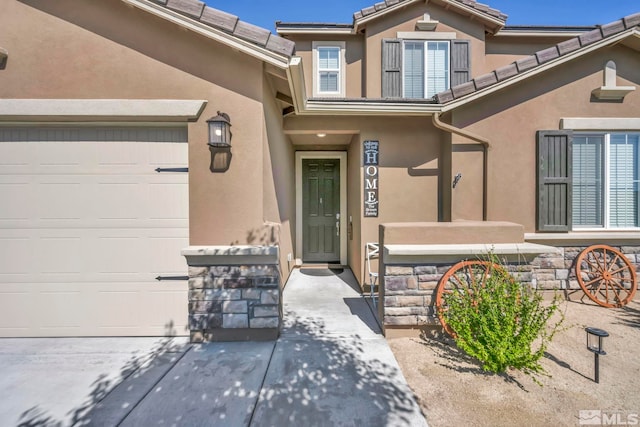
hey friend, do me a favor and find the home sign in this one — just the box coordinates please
[364,140,379,217]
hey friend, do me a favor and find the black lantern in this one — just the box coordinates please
[207,111,232,147]
[586,327,609,383]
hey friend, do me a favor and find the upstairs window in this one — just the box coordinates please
[403,41,450,99]
[312,42,345,97]
[382,38,469,99]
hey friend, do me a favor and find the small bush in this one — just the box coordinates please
[439,256,563,380]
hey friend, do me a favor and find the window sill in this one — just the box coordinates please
[525,232,640,246]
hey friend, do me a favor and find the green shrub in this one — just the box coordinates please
[439,256,563,380]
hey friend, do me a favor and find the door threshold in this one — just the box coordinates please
[299,263,346,269]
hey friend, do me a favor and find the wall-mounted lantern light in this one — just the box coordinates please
[207,111,232,173]
[207,111,232,147]
[0,47,8,70]
[586,327,609,383]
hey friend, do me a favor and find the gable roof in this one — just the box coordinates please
[354,0,507,32]
[436,12,640,108]
[134,0,295,58]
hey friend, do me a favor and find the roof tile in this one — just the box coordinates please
[362,6,377,16]
[234,21,272,46]
[578,28,604,46]
[600,20,626,37]
[438,12,640,104]
[473,72,498,90]
[266,35,296,57]
[166,0,204,19]
[200,7,238,33]
[155,3,293,58]
[535,46,560,64]
[623,13,640,29]
[451,81,476,98]
[515,55,538,72]
[557,38,581,56]
[494,63,518,81]
[436,90,455,104]
[353,0,506,23]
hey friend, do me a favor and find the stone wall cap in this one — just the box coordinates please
[181,245,279,257]
[385,242,559,256]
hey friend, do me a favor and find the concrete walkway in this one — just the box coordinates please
[0,268,427,426]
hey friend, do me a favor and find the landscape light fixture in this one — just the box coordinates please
[585,327,609,383]
[207,111,232,147]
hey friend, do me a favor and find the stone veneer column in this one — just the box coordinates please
[182,246,281,342]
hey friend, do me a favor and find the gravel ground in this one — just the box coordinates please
[389,299,640,427]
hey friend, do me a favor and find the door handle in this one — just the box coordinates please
[336,220,340,236]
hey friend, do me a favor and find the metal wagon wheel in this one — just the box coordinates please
[435,260,506,337]
[575,245,637,308]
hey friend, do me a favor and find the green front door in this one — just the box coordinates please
[302,159,340,263]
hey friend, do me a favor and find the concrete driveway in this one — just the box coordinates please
[0,268,427,426]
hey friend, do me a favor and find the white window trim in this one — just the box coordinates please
[312,41,346,98]
[401,40,451,99]
[573,131,640,230]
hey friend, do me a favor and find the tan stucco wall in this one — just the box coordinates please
[483,35,576,74]
[288,35,364,98]
[1,0,295,275]
[451,44,640,232]
[262,77,296,279]
[347,135,363,283]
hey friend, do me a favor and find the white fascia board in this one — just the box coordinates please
[301,100,442,116]
[277,28,355,36]
[122,0,289,69]
[287,57,308,114]
[561,118,640,130]
[441,28,638,113]
[494,30,587,38]
[0,99,207,122]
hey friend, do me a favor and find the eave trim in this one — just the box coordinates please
[122,0,290,68]
[0,99,208,122]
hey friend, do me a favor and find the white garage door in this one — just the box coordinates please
[0,127,189,337]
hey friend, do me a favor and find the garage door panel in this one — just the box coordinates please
[0,127,189,337]
[38,237,82,274]
[0,237,31,275]
[0,181,30,221]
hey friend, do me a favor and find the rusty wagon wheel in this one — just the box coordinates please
[575,245,637,308]
[435,260,506,337]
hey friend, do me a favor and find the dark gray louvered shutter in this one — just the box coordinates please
[382,39,402,98]
[450,40,471,86]
[537,130,573,232]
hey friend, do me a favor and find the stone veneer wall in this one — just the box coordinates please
[182,246,281,342]
[383,245,640,329]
